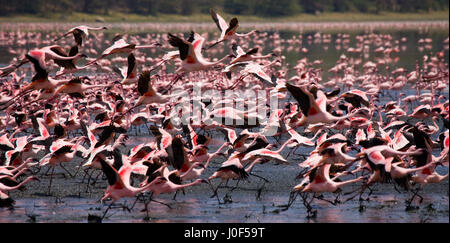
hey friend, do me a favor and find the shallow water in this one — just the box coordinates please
[3,153,449,223]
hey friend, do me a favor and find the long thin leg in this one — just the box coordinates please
[172,190,178,201]
[101,201,114,220]
[59,163,73,177]
[209,180,223,204]
[130,194,143,211]
[149,198,172,209]
[47,167,55,195]
[229,179,241,193]
[161,74,183,95]
[73,161,86,178]
[91,171,102,186]
[249,172,270,183]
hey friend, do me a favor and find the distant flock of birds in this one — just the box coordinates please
[0,9,449,220]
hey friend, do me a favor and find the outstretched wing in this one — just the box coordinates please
[285,82,318,117]
[168,33,190,61]
[232,43,246,56]
[126,53,136,79]
[210,9,228,33]
[225,18,239,36]
[26,52,48,81]
[99,157,125,188]
[137,70,151,96]
[245,48,259,56]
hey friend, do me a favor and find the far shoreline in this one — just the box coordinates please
[0,20,448,33]
[0,10,448,24]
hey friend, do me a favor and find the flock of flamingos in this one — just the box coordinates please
[0,10,448,221]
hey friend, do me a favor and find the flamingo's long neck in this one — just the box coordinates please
[203,54,230,67]
[276,138,293,153]
[47,52,81,61]
[172,179,202,191]
[333,177,363,188]
[236,30,257,37]
[205,143,230,168]
[393,162,435,175]
[340,151,357,162]
[245,159,261,173]
[135,44,158,49]
[382,146,423,157]
[252,54,273,61]
[328,109,358,123]
[90,27,107,31]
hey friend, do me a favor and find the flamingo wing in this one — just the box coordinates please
[231,43,246,56]
[99,158,125,188]
[94,125,115,148]
[0,134,14,150]
[225,18,239,36]
[168,33,191,61]
[68,45,79,57]
[244,149,287,164]
[247,64,273,85]
[53,145,73,155]
[37,118,50,139]
[188,31,205,55]
[137,70,151,96]
[367,151,387,166]
[325,87,341,98]
[286,82,318,117]
[126,53,136,79]
[218,164,248,179]
[245,47,259,56]
[102,38,128,56]
[72,30,84,46]
[49,46,68,57]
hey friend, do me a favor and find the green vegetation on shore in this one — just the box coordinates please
[0,10,448,23]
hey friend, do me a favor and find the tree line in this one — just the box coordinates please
[0,0,448,16]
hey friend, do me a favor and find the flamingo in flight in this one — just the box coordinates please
[0,51,74,110]
[98,157,166,219]
[86,35,160,66]
[54,25,108,46]
[285,82,360,127]
[208,9,258,49]
[166,31,233,90]
[229,44,275,65]
[112,53,138,85]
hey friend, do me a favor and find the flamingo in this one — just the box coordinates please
[291,163,365,217]
[223,61,275,89]
[86,35,160,66]
[229,44,275,65]
[166,32,232,90]
[285,83,360,127]
[0,51,75,110]
[208,9,258,49]
[39,138,84,194]
[98,157,166,219]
